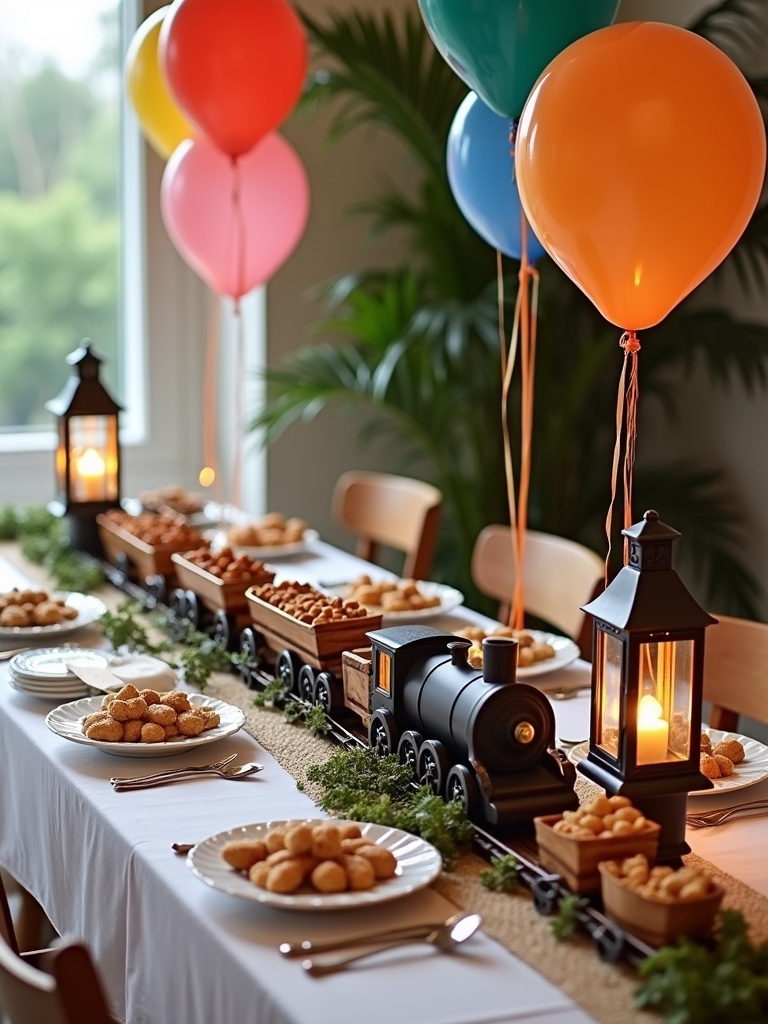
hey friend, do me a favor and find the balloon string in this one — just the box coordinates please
[511,215,539,630]
[500,264,521,630]
[604,330,641,583]
[202,302,222,507]
[229,155,248,514]
[497,249,506,380]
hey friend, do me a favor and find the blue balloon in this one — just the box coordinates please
[447,91,546,263]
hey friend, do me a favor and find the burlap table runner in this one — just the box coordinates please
[4,543,768,1024]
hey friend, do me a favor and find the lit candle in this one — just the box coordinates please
[75,447,106,502]
[637,694,669,764]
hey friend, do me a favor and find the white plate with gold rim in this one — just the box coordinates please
[188,820,442,911]
[568,728,768,796]
[45,693,245,757]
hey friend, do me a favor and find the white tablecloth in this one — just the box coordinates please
[1,541,764,1023]
[0,545,595,1024]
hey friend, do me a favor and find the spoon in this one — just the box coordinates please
[280,913,465,958]
[548,685,591,701]
[112,761,263,790]
[302,912,482,976]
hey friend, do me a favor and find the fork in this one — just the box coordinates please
[109,752,236,786]
[112,760,263,790]
[686,798,768,828]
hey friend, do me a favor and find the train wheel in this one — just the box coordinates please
[212,610,231,649]
[297,664,316,702]
[369,710,399,758]
[417,740,449,797]
[184,591,200,629]
[445,765,479,818]
[397,731,423,782]
[170,588,187,620]
[276,650,302,693]
[239,627,262,683]
[312,671,337,715]
[114,552,131,583]
[145,575,166,605]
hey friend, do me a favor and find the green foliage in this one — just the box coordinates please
[306,747,473,865]
[257,3,768,617]
[99,601,171,656]
[551,894,589,942]
[480,854,521,894]
[0,503,104,592]
[252,677,290,708]
[636,910,768,1024]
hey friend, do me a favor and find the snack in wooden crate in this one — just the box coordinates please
[251,581,369,625]
[601,855,717,903]
[102,509,204,548]
[346,575,441,612]
[0,589,78,628]
[228,513,307,548]
[182,545,269,581]
[81,685,219,744]
[553,794,652,839]
[221,822,398,895]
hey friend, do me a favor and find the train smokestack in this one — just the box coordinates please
[481,637,518,684]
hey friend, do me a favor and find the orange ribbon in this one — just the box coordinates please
[604,330,641,583]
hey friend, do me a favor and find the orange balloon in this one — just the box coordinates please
[515,22,766,330]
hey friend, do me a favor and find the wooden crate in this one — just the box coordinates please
[97,515,189,581]
[245,587,381,673]
[171,554,274,613]
[342,648,372,727]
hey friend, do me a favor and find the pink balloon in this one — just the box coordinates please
[161,134,310,298]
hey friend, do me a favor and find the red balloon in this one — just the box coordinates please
[161,0,307,158]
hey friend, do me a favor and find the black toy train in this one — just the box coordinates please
[239,613,578,829]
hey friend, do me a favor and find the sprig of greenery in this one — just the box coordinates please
[0,503,105,593]
[480,854,521,894]
[99,601,171,655]
[306,747,473,866]
[252,677,289,707]
[635,910,768,1024]
[177,636,234,692]
[551,894,589,942]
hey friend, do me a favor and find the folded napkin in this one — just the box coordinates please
[108,654,177,692]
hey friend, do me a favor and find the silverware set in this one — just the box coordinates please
[279,912,482,976]
[686,798,768,829]
[111,752,263,791]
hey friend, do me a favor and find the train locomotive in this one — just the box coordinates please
[357,625,578,827]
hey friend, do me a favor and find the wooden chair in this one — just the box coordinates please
[0,872,115,1024]
[471,525,604,655]
[703,614,768,732]
[332,471,442,580]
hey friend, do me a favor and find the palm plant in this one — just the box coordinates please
[255,1,768,618]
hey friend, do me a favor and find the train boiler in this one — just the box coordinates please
[355,625,578,827]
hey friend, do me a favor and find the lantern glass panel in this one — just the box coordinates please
[636,639,694,765]
[596,629,622,757]
[68,415,118,503]
[55,420,67,496]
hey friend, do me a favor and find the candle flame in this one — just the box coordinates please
[76,447,105,478]
[199,466,216,487]
[638,693,662,724]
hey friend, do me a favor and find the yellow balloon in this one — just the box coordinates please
[126,6,194,160]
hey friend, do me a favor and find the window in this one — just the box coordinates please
[376,650,391,695]
[0,0,128,448]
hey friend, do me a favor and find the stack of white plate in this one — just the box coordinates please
[8,648,111,701]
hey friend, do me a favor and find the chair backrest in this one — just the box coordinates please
[0,933,114,1024]
[704,614,768,732]
[0,870,19,955]
[332,471,442,580]
[471,525,604,641]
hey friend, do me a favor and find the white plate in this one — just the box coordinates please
[210,529,319,559]
[45,693,246,757]
[0,593,106,639]
[10,647,110,680]
[567,728,768,795]
[188,820,442,911]
[327,580,464,624]
[515,631,581,678]
[8,676,89,701]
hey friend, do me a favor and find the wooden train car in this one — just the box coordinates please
[97,511,204,593]
[240,581,382,711]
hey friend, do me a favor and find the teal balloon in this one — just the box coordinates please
[418,0,620,118]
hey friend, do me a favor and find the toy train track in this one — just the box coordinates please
[96,554,654,967]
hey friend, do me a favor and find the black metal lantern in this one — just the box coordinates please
[578,510,716,861]
[45,341,122,554]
